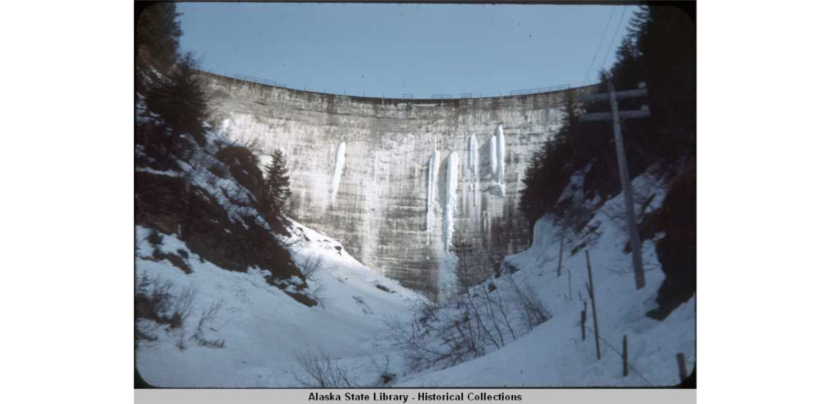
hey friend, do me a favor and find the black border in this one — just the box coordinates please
[134,0,696,390]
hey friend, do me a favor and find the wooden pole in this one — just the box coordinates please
[580,310,586,341]
[676,353,688,383]
[586,250,601,360]
[557,235,564,277]
[606,77,646,290]
[579,80,651,291]
[623,335,629,377]
[568,269,572,300]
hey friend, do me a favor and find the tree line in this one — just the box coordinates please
[519,5,696,230]
[136,3,292,220]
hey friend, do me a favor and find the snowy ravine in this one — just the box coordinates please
[136,164,693,387]
[135,220,422,387]
[397,169,696,387]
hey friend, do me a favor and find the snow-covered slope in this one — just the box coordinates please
[136,159,693,388]
[135,220,421,387]
[398,170,695,387]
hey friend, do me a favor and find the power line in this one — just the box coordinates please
[582,8,617,86]
[600,6,629,73]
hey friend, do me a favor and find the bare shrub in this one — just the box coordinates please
[146,230,164,247]
[169,287,197,329]
[384,312,473,373]
[310,283,328,309]
[293,347,355,388]
[135,274,199,349]
[296,253,327,307]
[299,253,325,281]
[239,135,264,154]
[502,273,551,331]
[192,300,226,348]
[385,248,551,374]
[369,355,396,386]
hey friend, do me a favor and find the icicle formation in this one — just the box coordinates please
[443,152,459,253]
[467,135,479,173]
[331,142,346,205]
[467,135,479,207]
[437,253,459,304]
[493,125,507,197]
[426,150,440,243]
[489,135,498,176]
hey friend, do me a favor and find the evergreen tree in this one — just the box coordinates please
[264,149,292,215]
[635,5,696,157]
[519,5,695,229]
[144,52,210,148]
[519,89,580,228]
[136,3,182,71]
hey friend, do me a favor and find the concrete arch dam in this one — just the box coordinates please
[202,72,594,295]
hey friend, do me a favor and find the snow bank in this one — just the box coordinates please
[400,169,695,387]
[136,222,421,388]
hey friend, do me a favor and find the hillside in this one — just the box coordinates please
[135,220,421,387]
[398,168,695,387]
[136,163,694,387]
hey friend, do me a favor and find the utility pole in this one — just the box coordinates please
[585,250,601,360]
[579,75,650,290]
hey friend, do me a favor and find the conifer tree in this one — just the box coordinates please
[264,149,292,214]
[145,52,210,148]
[136,3,182,71]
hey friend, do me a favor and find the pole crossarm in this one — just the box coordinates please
[579,108,651,122]
[577,88,648,103]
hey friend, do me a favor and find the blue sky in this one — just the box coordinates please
[178,3,634,98]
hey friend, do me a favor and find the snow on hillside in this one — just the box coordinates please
[397,169,695,387]
[136,162,693,388]
[135,220,421,387]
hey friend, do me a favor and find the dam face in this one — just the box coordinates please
[202,72,591,295]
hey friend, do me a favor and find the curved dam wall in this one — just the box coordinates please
[201,72,595,295]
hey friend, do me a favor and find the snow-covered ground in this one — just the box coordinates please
[136,167,694,388]
[398,170,696,387]
[135,220,422,387]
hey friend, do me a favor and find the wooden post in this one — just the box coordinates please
[568,269,572,300]
[586,250,601,360]
[676,353,688,383]
[623,335,629,377]
[557,235,564,277]
[580,310,586,341]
